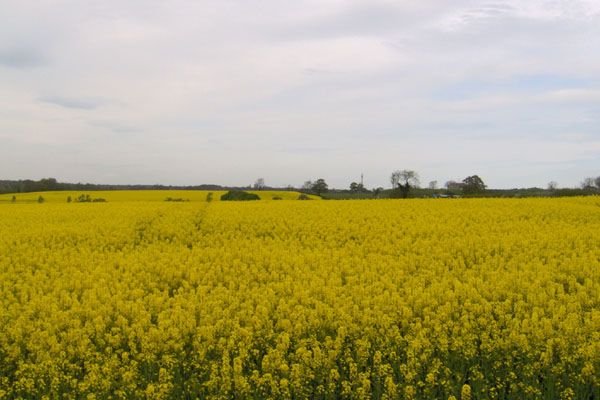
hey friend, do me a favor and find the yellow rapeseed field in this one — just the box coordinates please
[0,190,319,203]
[0,197,599,399]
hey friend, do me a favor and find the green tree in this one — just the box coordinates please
[311,178,328,195]
[349,182,366,192]
[462,175,486,194]
[39,178,58,191]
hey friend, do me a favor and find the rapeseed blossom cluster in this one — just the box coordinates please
[0,197,598,399]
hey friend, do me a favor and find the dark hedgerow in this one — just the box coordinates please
[220,190,260,201]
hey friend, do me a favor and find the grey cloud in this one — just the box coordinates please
[0,47,46,68]
[38,96,106,110]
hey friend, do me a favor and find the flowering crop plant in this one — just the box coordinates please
[0,196,598,399]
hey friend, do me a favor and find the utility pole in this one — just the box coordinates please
[360,173,364,187]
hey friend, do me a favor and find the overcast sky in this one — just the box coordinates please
[1,0,599,189]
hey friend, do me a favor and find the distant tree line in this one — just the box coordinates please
[304,171,600,199]
[0,177,308,195]
[2,174,599,199]
[0,178,234,195]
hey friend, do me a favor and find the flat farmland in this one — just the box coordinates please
[0,197,598,399]
[0,190,319,203]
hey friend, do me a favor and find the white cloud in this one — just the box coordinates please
[0,0,599,188]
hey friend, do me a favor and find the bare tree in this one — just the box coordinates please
[547,181,558,191]
[428,180,438,190]
[390,170,420,198]
[302,180,313,190]
[595,176,600,189]
[253,178,266,190]
[582,177,596,190]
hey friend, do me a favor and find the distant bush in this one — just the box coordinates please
[220,190,260,201]
[165,197,189,202]
[206,193,213,202]
[37,196,45,204]
[76,194,107,203]
[67,196,72,203]
[298,194,312,200]
[272,196,283,200]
